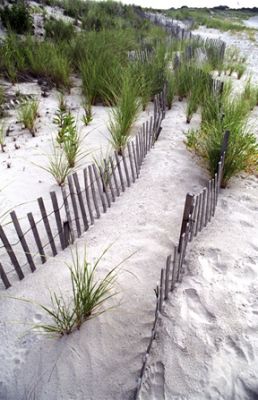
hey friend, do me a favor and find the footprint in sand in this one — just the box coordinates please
[140,361,165,400]
[184,288,216,324]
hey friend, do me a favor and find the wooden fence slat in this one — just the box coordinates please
[145,121,149,155]
[122,151,130,187]
[73,172,89,232]
[109,156,120,197]
[50,191,65,250]
[61,186,75,243]
[194,193,202,236]
[159,268,164,312]
[0,225,24,280]
[190,195,198,240]
[88,165,100,219]
[37,197,57,256]
[63,221,71,248]
[68,175,81,238]
[83,168,94,225]
[0,261,11,289]
[142,123,146,157]
[209,178,214,221]
[149,116,153,150]
[104,159,115,202]
[135,134,140,171]
[93,163,107,213]
[217,161,222,200]
[205,181,211,226]
[114,151,125,192]
[213,173,218,216]
[28,212,46,264]
[164,254,171,300]
[200,188,207,231]
[131,141,139,179]
[171,245,178,291]
[10,211,36,272]
[177,234,186,282]
[99,165,111,208]
[179,193,194,251]
[127,142,135,183]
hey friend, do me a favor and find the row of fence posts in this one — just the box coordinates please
[0,88,167,290]
[134,131,230,399]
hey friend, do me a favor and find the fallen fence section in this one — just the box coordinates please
[0,89,166,289]
[134,133,228,399]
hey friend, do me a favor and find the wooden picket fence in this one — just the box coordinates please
[0,89,166,290]
[134,131,230,399]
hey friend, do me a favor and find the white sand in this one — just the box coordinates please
[0,21,257,400]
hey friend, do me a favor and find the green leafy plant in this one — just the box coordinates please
[19,99,39,136]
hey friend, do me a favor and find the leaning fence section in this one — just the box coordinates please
[134,133,229,399]
[0,89,167,290]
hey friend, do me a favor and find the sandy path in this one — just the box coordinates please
[139,174,258,400]
[0,100,207,400]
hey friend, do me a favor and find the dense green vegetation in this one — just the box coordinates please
[166,7,258,33]
[0,0,32,34]
[0,0,257,186]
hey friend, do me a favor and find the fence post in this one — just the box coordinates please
[178,193,194,252]
[61,186,75,243]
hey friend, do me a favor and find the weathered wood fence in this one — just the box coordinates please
[134,132,229,399]
[0,89,166,290]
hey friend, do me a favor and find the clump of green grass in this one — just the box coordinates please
[187,86,258,187]
[40,144,71,186]
[108,71,140,154]
[44,17,75,42]
[54,109,83,168]
[33,246,119,336]
[82,102,93,126]
[242,78,257,110]
[166,70,175,110]
[19,99,39,136]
